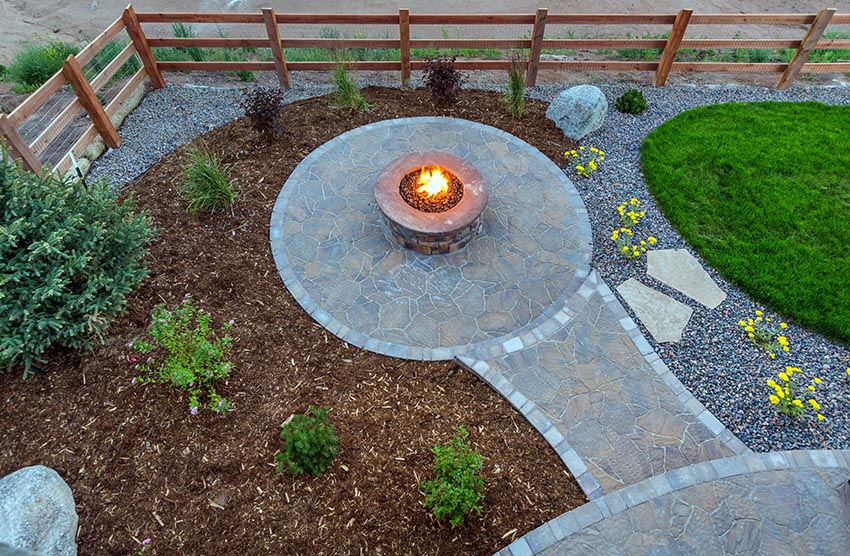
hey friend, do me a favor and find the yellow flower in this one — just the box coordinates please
[747,319,754,326]
[846,368,850,376]
[769,353,776,359]
[630,197,638,204]
[600,156,605,161]
[588,160,597,170]
[755,310,763,316]
[809,399,821,410]
[793,399,804,408]
[778,372,789,381]
[779,322,787,329]
[767,379,777,387]
[818,414,825,421]
[756,316,763,322]
[744,325,754,333]
[814,377,822,384]
[808,385,815,391]
[576,165,585,171]
[622,228,632,235]
[769,395,780,405]
[748,333,755,338]
[590,147,598,153]
[648,237,657,245]
[776,389,785,398]
[783,346,790,352]
[738,320,746,326]
[640,240,646,245]
[611,230,619,241]
[579,146,585,150]
[777,336,788,346]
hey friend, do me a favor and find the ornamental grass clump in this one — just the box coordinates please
[332,64,372,113]
[766,366,824,421]
[276,406,339,477]
[132,294,234,415]
[0,145,154,378]
[738,310,789,358]
[7,39,80,92]
[564,145,604,178]
[421,425,484,529]
[181,141,235,216]
[502,52,526,118]
[609,198,656,260]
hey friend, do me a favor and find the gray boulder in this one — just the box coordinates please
[0,542,41,556]
[546,84,608,140]
[0,466,77,556]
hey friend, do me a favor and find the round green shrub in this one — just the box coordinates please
[276,406,339,477]
[421,425,484,528]
[7,40,80,92]
[615,88,648,114]
[0,146,155,377]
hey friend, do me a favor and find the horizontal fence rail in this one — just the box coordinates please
[3,5,850,173]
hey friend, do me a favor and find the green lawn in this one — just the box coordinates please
[641,101,850,345]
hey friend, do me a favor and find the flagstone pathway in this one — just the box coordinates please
[269,118,849,555]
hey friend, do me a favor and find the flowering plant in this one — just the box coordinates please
[564,145,604,177]
[738,310,789,358]
[132,294,234,415]
[618,198,645,227]
[611,227,657,259]
[766,366,824,421]
[136,538,151,555]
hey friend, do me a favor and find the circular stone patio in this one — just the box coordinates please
[270,117,592,360]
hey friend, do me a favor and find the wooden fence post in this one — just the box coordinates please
[526,8,548,87]
[400,8,411,87]
[62,56,121,149]
[0,114,43,173]
[123,4,165,89]
[655,8,692,86]
[263,7,291,88]
[777,8,835,89]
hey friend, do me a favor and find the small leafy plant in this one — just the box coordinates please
[332,64,372,113]
[132,294,234,416]
[615,88,648,114]
[181,141,235,216]
[276,406,339,476]
[423,56,465,105]
[766,366,824,421]
[0,145,154,377]
[564,145,604,177]
[502,52,526,118]
[738,310,789,358]
[421,425,484,529]
[241,85,285,138]
[136,538,151,555]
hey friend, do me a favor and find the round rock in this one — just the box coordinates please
[546,84,608,140]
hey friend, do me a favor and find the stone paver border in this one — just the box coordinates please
[497,449,850,556]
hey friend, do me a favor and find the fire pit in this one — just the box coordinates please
[374,151,488,255]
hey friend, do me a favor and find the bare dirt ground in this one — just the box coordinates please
[3,0,850,65]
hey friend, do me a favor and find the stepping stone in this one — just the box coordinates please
[616,278,693,343]
[647,249,727,309]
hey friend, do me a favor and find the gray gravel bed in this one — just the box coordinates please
[89,76,850,452]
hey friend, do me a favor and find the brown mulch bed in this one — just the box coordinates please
[0,87,585,556]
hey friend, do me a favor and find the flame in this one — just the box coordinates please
[416,166,449,198]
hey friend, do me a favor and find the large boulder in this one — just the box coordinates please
[0,466,77,556]
[546,84,608,140]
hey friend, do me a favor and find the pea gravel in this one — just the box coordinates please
[89,74,850,452]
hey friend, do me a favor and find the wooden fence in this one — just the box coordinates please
[2,5,850,174]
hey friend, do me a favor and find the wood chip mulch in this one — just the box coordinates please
[0,87,585,556]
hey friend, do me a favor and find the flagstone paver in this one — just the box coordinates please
[500,450,850,556]
[616,278,694,343]
[648,249,727,308]
[459,273,740,496]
